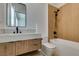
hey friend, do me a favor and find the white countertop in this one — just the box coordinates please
[0,33,42,43]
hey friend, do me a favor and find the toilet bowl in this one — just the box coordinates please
[41,43,56,56]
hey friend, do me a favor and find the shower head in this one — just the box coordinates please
[57,9,60,12]
[54,9,60,13]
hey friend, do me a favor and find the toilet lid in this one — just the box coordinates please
[43,43,56,48]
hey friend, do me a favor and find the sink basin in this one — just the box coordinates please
[0,33,41,43]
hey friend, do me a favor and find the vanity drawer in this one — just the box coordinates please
[27,39,42,52]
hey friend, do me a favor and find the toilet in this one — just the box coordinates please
[41,43,56,56]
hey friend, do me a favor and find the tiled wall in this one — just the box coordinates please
[0,28,36,34]
[0,29,5,34]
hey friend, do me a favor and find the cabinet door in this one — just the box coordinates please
[16,40,28,55]
[27,39,42,52]
[22,40,28,53]
[6,42,16,56]
[0,43,6,56]
[15,41,24,55]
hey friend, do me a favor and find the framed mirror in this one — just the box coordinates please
[6,3,26,27]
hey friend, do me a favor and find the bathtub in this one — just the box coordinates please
[50,38,79,56]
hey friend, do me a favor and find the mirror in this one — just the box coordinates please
[6,3,26,27]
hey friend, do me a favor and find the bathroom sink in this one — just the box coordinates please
[0,33,41,43]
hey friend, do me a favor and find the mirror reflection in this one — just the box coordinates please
[7,3,26,27]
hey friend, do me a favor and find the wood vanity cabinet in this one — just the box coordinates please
[16,38,42,55]
[15,40,28,55]
[6,42,16,56]
[15,41,24,55]
[23,40,28,53]
[0,42,16,56]
[27,39,41,52]
[0,43,6,56]
[0,38,42,56]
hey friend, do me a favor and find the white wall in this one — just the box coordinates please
[0,3,48,38]
[26,3,48,37]
[0,3,6,28]
[0,3,6,33]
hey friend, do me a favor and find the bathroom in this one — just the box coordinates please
[0,3,79,56]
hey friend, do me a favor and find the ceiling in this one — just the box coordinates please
[49,3,66,8]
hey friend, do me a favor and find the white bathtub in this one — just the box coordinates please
[50,38,79,56]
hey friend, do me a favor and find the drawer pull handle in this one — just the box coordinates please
[33,44,38,46]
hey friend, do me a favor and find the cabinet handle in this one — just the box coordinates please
[33,44,38,46]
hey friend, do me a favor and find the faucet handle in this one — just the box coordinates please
[13,31,15,34]
[20,31,22,33]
